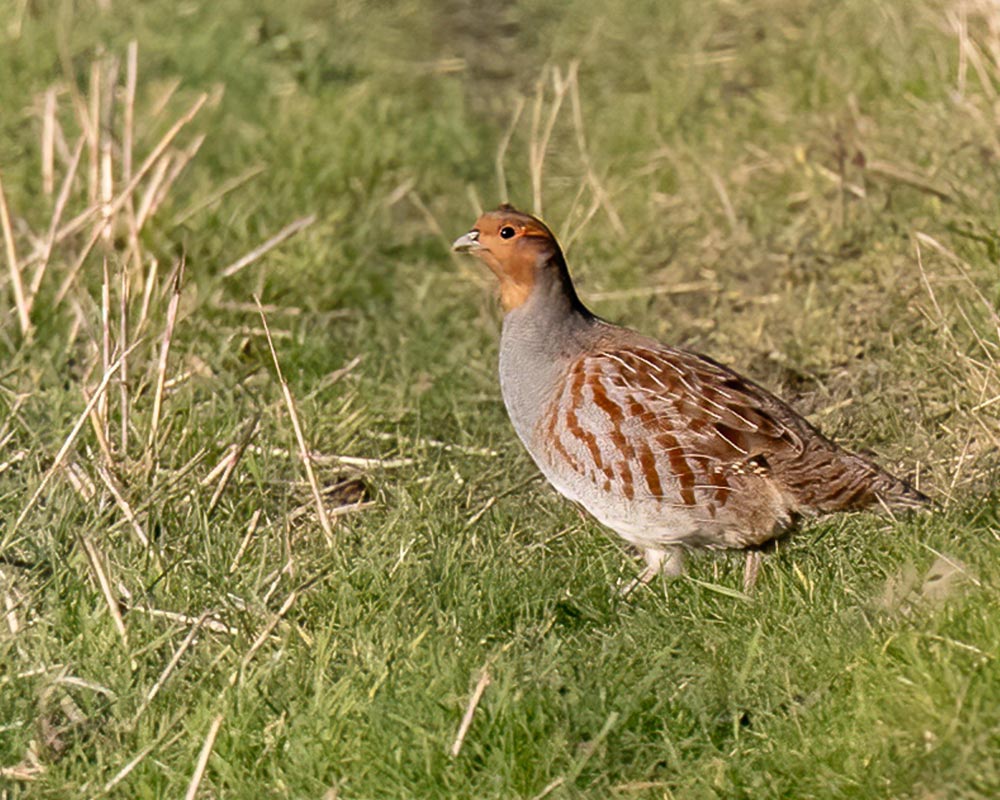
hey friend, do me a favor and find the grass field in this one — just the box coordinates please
[1,0,998,797]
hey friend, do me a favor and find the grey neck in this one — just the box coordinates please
[497,271,598,447]
[501,278,596,359]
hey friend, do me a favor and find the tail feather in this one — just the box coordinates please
[785,445,932,514]
[872,470,932,511]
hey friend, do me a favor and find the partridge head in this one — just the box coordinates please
[453,204,928,592]
[452,204,583,314]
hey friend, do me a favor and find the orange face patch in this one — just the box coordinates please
[459,207,557,311]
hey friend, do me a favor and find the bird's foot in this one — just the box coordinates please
[616,546,685,598]
[615,567,655,599]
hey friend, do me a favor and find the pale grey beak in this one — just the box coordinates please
[452,230,481,253]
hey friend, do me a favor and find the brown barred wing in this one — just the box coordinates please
[611,344,928,514]
[537,346,796,520]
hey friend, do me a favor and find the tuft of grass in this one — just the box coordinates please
[1,0,998,797]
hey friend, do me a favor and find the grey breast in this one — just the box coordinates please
[497,292,599,454]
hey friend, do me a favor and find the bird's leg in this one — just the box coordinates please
[657,546,686,578]
[618,546,685,597]
[742,550,763,593]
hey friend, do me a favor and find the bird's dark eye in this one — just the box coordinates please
[499,226,516,239]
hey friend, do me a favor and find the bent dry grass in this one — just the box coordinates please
[0,43,381,794]
[1,0,999,797]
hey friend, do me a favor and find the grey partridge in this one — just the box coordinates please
[452,204,928,592]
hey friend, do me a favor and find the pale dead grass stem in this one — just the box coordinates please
[54,221,105,306]
[566,62,625,239]
[205,415,261,514]
[87,59,99,208]
[27,136,85,319]
[0,449,28,476]
[450,666,491,757]
[60,91,207,245]
[78,532,129,651]
[495,95,525,205]
[102,699,214,796]
[913,230,1000,493]
[98,58,118,244]
[256,296,335,545]
[529,65,574,216]
[183,713,225,800]
[126,604,235,635]
[149,77,182,119]
[492,62,625,247]
[173,164,266,227]
[100,738,164,795]
[0,170,29,336]
[141,133,206,227]
[42,87,56,196]
[464,157,484,202]
[123,42,137,186]
[560,185,601,253]
[229,508,263,574]
[132,612,211,726]
[133,154,172,230]
[145,257,185,469]
[248,444,415,470]
[44,90,207,307]
[370,430,498,458]
[0,753,44,782]
[221,214,317,278]
[121,42,145,286]
[9,343,138,538]
[228,585,302,687]
[866,159,952,202]
[119,257,130,454]
[136,256,159,337]
[100,256,111,435]
[93,462,151,549]
[83,385,116,466]
[948,3,999,100]
[707,169,741,236]
[288,497,373,525]
[530,778,566,800]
